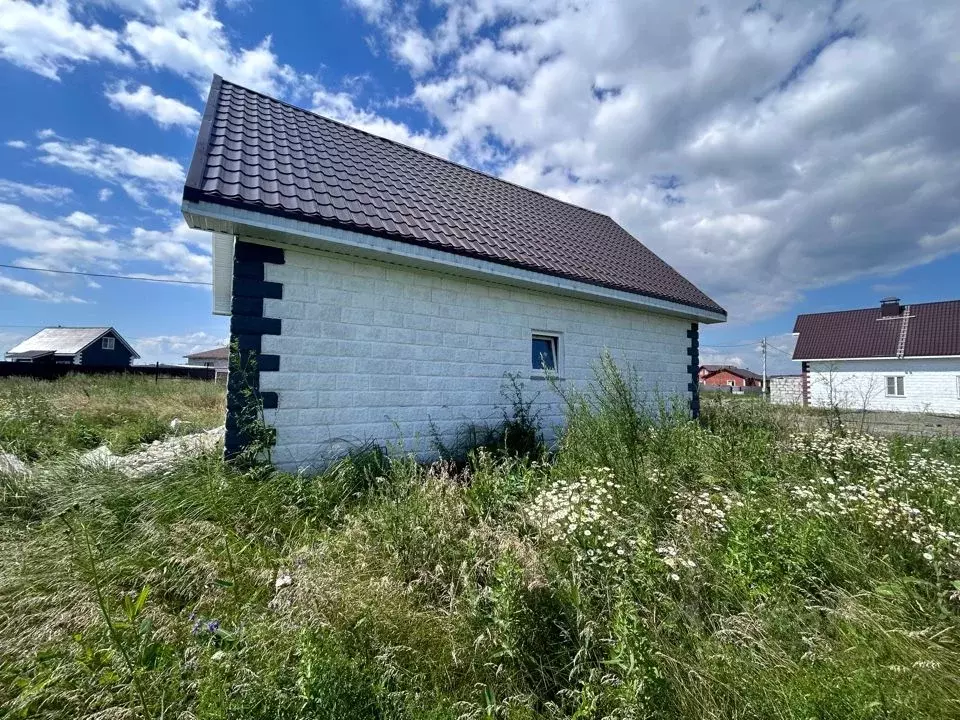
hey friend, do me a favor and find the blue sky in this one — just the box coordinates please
[1,0,958,370]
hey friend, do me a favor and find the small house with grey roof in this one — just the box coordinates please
[181,76,726,469]
[793,297,960,415]
[5,327,139,367]
[185,345,230,370]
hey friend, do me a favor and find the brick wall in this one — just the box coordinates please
[807,358,960,415]
[701,369,750,387]
[255,242,693,470]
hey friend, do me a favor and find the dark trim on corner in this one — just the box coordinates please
[801,361,810,407]
[687,323,700,418]
[225,238,284,458]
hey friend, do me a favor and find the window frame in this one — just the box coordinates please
[530,332,561,377]
[885,375,905,397]
[101,336,115,351]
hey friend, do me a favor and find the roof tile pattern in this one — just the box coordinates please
[183,77,724,315]
[793,300,960,360]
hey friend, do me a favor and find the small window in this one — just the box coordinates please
[885,376,904,397]
[101,337,115,351]
[531,334,558,372]
[956,376,960,399]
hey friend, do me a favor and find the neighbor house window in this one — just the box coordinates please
[956,376,960,399]
[885,376,905,397]
[101,337,115,351]
[531,333,558,372]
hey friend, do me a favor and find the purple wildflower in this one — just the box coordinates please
[207,619,220,633]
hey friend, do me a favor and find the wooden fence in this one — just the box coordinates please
[0,361,215,381]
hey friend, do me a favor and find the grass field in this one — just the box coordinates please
[1,368,959,719]
[0,375,225,461]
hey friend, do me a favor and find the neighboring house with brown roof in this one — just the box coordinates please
[181,76,725,468]
[793,298,960,415]
[698,365,762,388]
[5,327,139,367]
[185,346,229,370]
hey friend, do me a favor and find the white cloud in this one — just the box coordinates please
[395,28,433,75]
[0,201,211,300]
[0,273,86,303]
[5,139,27,149]
[345,0,960,319]
[0,1,318,100]
[118,2,313,98]
[105,82,202,128]
[36,135,185,205]
[311,88,457,158]
[345,0,390,22]
[0,0,131,79]
[98,188,113,202]
[64,210,110,233]
[0,201,120,263]
[133,330,227,364]
[0,179,72,202]
[128,219,212,283]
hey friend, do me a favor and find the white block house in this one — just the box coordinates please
[181,77,725,469]
[793,298,960,416]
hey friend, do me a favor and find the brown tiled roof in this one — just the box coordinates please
[185,345,229,360]
[700,365,762,380]
[182,76,725,316]
[793,300,960,360]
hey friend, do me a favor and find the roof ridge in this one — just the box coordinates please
[798,298,960,317]
[215,75,613,222]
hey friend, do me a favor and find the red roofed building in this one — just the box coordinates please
[698,365,762,388]
[793,298,960,415]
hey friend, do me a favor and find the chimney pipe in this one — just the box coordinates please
[880,297,901,318]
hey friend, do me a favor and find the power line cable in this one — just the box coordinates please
[0,263,212,286]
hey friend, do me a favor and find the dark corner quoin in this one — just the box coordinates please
[225,240,284,458]
[687,323,700,418]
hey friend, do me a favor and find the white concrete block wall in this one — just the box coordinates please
[769,376,804,406]
[808,359,960,415]
[257,242,693,470]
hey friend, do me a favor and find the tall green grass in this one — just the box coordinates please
[1,362,958,718]
[0,375,225,460]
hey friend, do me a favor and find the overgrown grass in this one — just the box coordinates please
[1,362,959,718]
[0,375,225,460]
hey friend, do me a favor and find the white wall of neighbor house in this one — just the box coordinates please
[186,357,229,370]
[807,358,960,415]
[258,243,694,471]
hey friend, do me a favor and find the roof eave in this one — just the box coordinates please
[183,199,727,324]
